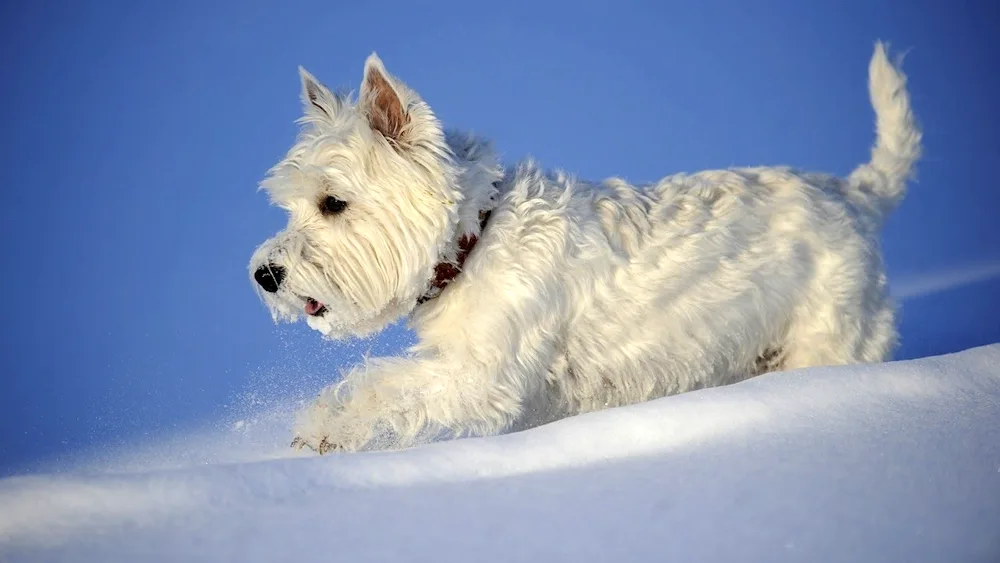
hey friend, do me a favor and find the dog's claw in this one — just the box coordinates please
[289,435,343,454]
[318,437,332,455]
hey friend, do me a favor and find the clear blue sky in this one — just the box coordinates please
[2,0,998,474]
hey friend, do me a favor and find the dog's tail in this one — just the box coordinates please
[849,41,922,221]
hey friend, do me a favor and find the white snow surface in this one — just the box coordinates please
[2,344,999,563]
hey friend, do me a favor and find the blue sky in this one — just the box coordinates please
[1,0,997,474]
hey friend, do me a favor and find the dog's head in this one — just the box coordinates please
[249,54,474,339]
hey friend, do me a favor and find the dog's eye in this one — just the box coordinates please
[319,195,348,216]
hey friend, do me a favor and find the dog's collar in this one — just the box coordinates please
[417,208,492,305]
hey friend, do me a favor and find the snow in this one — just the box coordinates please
[2,344,999,563]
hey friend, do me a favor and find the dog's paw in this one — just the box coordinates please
[290,435,349,455]
[289,412,372,454]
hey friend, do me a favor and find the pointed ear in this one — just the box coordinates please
[359,53,408,144]
[299,66,338,119]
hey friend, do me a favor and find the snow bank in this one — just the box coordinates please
[1,344,998,563]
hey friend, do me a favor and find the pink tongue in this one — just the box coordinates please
[305,299,324,315]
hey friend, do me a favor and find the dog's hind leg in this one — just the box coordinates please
[753,346,786,376]
[779,253,898,370]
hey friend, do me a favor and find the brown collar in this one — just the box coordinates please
[417,209,492,305]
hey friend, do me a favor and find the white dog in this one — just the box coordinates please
[249,42,921,453]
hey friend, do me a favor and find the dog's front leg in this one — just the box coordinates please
[291,354,519,453]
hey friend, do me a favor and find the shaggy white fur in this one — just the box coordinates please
[249,42,921,453]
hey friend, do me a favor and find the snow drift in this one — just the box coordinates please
[1,344,998,563]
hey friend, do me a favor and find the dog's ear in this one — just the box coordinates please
[359,53,408,144]
[299,67,339,119]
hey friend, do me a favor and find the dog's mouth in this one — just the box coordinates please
[304,298,327,317]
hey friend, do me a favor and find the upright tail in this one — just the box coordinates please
[849,41,922,221]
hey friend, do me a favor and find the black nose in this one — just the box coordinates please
[254,264,285,293]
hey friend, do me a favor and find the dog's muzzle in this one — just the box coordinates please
[252,262,329,317]
[254,264,285,293]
